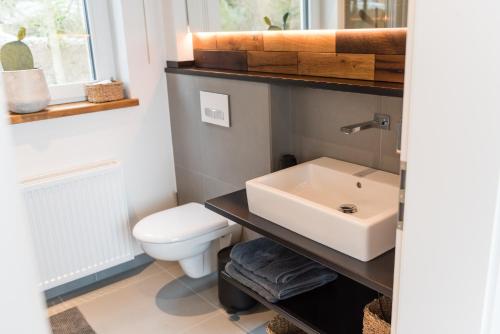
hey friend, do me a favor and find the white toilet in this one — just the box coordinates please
[133,203,241,278]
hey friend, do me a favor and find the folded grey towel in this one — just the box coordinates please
[225,261,279,303]
[230,238,326,284]
[255,255,326,284]
[230,238,287,272]
[225,261,338,303]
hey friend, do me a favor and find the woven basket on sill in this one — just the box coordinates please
[266,315,306,334]
[363,296,392,334]
[85,80,124,103]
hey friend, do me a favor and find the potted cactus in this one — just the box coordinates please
[1,27,50,114]
[264,12,290,30]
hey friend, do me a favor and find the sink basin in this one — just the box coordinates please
[246,157,400,261]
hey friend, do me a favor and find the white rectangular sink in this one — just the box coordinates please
[246,157,400,261]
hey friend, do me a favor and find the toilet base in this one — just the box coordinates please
[180,232,233,278]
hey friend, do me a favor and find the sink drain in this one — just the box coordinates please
[338,204,358,214]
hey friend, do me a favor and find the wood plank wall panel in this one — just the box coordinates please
[216,32,264,51]
[191,28,406,83]
[262,31,336,52]
[375,55,405,83]
[194,50,248,71]
[192,33,217,50]
[298,53,375,81]
[336,28,406,55]
[247,51,298,74]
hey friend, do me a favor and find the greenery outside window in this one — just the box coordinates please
[218,0,308,31]
[0,0,116,104]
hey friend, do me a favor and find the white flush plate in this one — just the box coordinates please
[200,91,230,128]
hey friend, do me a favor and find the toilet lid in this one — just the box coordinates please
[133,203,228,244]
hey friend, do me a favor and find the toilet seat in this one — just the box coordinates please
[133,202,228,244]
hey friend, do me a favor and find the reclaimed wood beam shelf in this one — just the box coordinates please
[171,28,406,97]
[9,98,140,125]
[165,65,403,97]
[205,190,395,296]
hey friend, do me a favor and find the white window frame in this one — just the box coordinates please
[308,0,345,29]
[49,0,116,104]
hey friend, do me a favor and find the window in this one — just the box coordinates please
[218,0,307,31]
[344,0,407,28]
[0,0,115,104]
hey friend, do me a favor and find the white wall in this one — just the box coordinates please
[480,188,500,334]
[0,76,49,333]
[395,0,500,333]
[163,0,193,60]
[10,0,177,255]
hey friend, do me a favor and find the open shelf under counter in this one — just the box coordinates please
[165,63,404,97]
[221,271,377,334]
[205,190,395,297]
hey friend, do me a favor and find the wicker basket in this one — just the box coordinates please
[363,296,392,334]
[85,80,124,103]
[266,315,306,334]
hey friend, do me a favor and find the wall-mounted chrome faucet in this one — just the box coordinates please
[340,113,391,135]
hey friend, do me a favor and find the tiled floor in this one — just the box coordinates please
[47,261,275,334]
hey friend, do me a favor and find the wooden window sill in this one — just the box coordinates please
[9,98,140,125]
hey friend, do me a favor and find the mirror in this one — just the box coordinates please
[187,0,408,32]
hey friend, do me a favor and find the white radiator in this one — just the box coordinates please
[22,161,134,290]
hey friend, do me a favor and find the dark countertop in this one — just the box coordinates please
[165,63,404,97]
[205,189,395,296]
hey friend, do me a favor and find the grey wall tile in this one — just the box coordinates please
[45,254,154,300]
[168,75,403,241]
[175,166,204,204]
[197,76,272,186]
[268,85,403,174]
[293,135,380,168]
[291,88,380,142]
[379,96,404,173]
[167,74,203,170]
[168,72,403,211]
[270,85,293,171]
[241,229,263,241]
[45,274,97,300]
[202,175,240,202]
[290,87,382,168]
[167,74,272,204]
